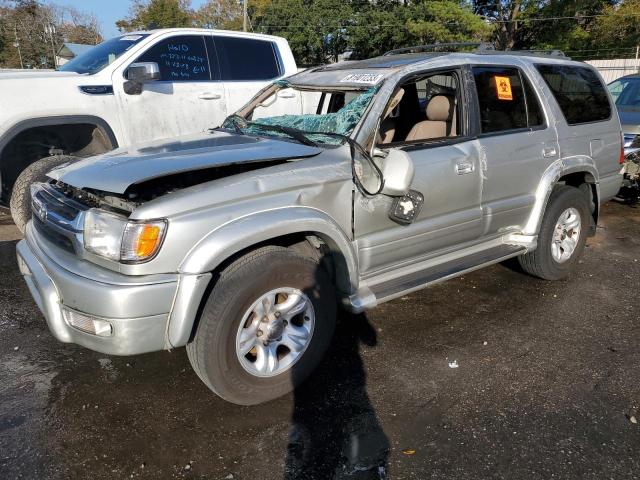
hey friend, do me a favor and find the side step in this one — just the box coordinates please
[370,244,525,304]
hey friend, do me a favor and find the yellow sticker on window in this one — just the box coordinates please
[494,76,513,100]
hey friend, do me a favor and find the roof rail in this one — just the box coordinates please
[383,42,489,56]
[475,43,568,58]
[384,42,568,59]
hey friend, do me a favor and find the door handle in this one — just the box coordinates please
[543,146,558,158]
[455,161,474,175]
[198,92,221,100]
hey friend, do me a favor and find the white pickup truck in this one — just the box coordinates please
[0,28,297,231]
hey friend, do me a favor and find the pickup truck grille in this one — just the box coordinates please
[31,183,88,255]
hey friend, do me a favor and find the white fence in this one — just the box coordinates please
[585,58,640,83]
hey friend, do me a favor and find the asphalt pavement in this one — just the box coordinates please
[1,202,638,479]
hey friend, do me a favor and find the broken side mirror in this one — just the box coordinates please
[378,149,414,196]
[124,62,160,95]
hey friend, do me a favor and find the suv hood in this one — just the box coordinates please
[48,131,323,194]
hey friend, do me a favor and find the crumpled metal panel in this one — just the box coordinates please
[47,131,322,193]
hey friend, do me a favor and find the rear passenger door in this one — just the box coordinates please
[211,35,288,117]
[471,65,558,237]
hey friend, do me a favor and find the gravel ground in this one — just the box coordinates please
[0,202,638,480]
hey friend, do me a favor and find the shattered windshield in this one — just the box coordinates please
[221,81,378,145]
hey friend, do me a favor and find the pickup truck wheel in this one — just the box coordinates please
[9,155,79,234]
[518,185,590,280]
[186,246,336,405]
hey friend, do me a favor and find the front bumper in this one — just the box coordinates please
[16,223,210,355]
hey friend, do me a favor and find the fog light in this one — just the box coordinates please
[62,308,113,337]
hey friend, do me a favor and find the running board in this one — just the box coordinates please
[346,244,525,311]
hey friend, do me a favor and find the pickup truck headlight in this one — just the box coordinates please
[83,209,167,263]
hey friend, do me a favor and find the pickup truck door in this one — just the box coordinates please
[113,33,227,145]
[470,65,559,237]
[354,68,483,276]
[210,34,289,116]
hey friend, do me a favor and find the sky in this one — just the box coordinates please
[45,0,210,41]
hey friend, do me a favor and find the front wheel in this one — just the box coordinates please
[186,246,337,405]
[9,155,79,234]
[518,185,590,280]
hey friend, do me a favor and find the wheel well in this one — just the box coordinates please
[0,123,116,201]
[557,171,599,230]
[187,232,350,344]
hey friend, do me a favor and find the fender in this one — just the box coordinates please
[0,115,119,155]
[522,155,600,236]
[167,207,359,348]
[180,206,359,291]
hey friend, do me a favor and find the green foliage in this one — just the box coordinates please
[591,0,640,53]
[116,0,193,32]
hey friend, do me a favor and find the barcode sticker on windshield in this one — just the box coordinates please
[120,35,143,41]
[340,73,384,85]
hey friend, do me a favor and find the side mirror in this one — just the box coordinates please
[126,62,160,83]
[124,62,160,95]
[379,149,414,196]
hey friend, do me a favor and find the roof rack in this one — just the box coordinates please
[384,42,568,59]
[383,42,487,56]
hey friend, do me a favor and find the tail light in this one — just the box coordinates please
[620,145,625,165]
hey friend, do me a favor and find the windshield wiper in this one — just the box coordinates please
[246,122,319,147]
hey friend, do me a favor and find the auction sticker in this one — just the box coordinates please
[494,76,513,100]
[340,73,384,85]
[120,35,143,41]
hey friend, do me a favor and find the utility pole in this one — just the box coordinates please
[13,25,24,69]
[243,0,248,32]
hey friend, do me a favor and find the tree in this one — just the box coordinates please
[116,0,193,32]
[591,0,640,55]
[0,0,101,69]
[195,0,243,30]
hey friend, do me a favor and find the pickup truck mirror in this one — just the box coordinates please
[124,62,160,95]
[126,62,161,83]
[379,149,414,196]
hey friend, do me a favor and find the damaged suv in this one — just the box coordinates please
[17,50,622,405]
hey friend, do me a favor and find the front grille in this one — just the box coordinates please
[31,183,88,255]
[33,215,76,253]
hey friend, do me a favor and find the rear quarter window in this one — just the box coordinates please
[214,36,281,81]
[535,64,611,125]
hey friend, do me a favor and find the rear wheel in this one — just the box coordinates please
[518,185,590,280]
[187,246,336,405]
[9,155,79,234]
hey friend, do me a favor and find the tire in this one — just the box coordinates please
[518,185,590,280]
[187,245,337,405]
[9,155,79,234]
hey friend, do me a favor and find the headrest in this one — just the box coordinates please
[384,88,405,118]
[426,95,454,122]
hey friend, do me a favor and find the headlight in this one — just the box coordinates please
[83,209,167,263]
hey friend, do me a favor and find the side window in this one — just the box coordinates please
[214,36,280,81]
[523,73,544,127]
[378,70,461,144]
[136,35,211,81]
[535,64,611,125]
[472,66,529,133]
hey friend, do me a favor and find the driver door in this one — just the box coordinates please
[354,68,484,275]
[113,33,227,146]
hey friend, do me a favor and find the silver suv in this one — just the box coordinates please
[16,50,623,405]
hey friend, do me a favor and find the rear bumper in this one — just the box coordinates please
[16,222,211,356]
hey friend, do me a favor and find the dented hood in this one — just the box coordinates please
[48,131,322,194]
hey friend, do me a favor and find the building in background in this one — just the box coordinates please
[56,43,94,66]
